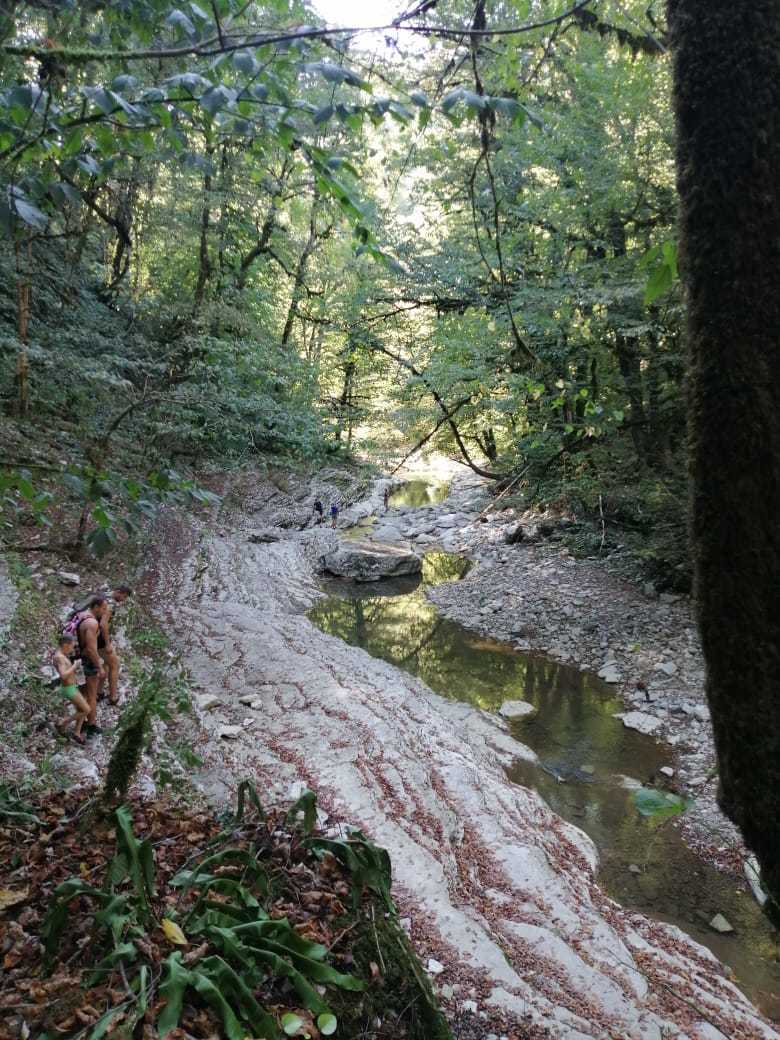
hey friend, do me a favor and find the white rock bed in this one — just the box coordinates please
[147,494,777,1040]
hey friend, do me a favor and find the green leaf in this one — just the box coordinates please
[313,104,334,126]
[286,788,317,834]
[114,805,156,910]
[643,262,673,306]
[200,85,235,116]
[87,526,116,557]
[441,88,464,113]
[83,86,116,115]
[166,9,197,37]
[634,787,687,819]
[165,72,210,94]
[11,195,48,231]
[662,239,678,278]
[282,1013,305,1036]
[158,952,191,1037]
[317,1013,337,1035]
[233,50,259,75]
[234,778,266,822]
[187,963,254,1040]
[303,62,368,90]
[112,74,138,93]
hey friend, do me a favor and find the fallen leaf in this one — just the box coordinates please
[161,918,188,945]
[0,887,29,911]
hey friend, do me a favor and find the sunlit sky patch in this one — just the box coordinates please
[310,0,406,30]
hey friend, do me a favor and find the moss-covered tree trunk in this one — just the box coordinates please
[668,0,780,909]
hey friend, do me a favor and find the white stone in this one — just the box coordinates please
[57,570,80,586]
[461,1000,479,1013]
[709,913,734,934]
[744,856,768,907]
[51,752,99,785]
[498,699,536,720]
[218,725,242,739]
[659,766,675,779]
[692,705,710,722]
[598,663,622,684]
[197,694,221,711]
[426,958,445,975]
[320,542,422,582]
[615,711,662,736]
[654,661,678,676]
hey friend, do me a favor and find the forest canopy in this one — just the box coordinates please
[1,0,681,573]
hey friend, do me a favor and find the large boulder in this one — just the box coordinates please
[320,541,422,582]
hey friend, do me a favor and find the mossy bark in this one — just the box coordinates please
[668,0,780,908]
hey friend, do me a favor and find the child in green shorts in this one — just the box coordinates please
[53,633,89,745]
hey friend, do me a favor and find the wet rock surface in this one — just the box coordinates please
[146,469,777,1039]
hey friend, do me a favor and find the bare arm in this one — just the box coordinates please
[54,653,76,685]
[100,606,113,652]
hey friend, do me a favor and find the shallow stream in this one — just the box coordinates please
[308,517,780,1019]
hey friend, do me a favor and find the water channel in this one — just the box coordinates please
[309,495,780,1021]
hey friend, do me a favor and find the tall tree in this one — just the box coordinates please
[668,0,780,912]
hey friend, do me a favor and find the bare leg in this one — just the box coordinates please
[104,648,120,704]
[72,691,89,738]
[84,675,99,725]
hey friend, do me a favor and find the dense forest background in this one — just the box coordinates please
[1,0,683,579]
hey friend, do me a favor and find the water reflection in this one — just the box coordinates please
[389,478,450,508]
[308,552,780,1018]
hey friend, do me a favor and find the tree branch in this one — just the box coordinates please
[0,2,595,64]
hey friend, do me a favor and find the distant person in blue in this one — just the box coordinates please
[330,502,339,528]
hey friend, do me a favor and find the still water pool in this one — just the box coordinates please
[308,551,780,1019]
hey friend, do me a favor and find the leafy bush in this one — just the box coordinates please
[37,785,440,1040]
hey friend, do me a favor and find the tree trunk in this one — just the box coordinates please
[614,332,650,463]
[236,207,275,291]
[13,237,31,418]
[669,0,780,912]
[281,197,321,348]
[192,144,215,315]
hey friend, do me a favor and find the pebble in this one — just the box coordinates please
[218,725,242,739]
[498,699,536,720]
[628,864,641,874]
[709,913,734,934]
[597,663,622,683]
[57,570,80,586]
[659,766,675,779]
[655,661,678,676]
[197,694,221,711]
[426,958,445,975]
[461,1000,479,1014]
[616,711,663,736]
